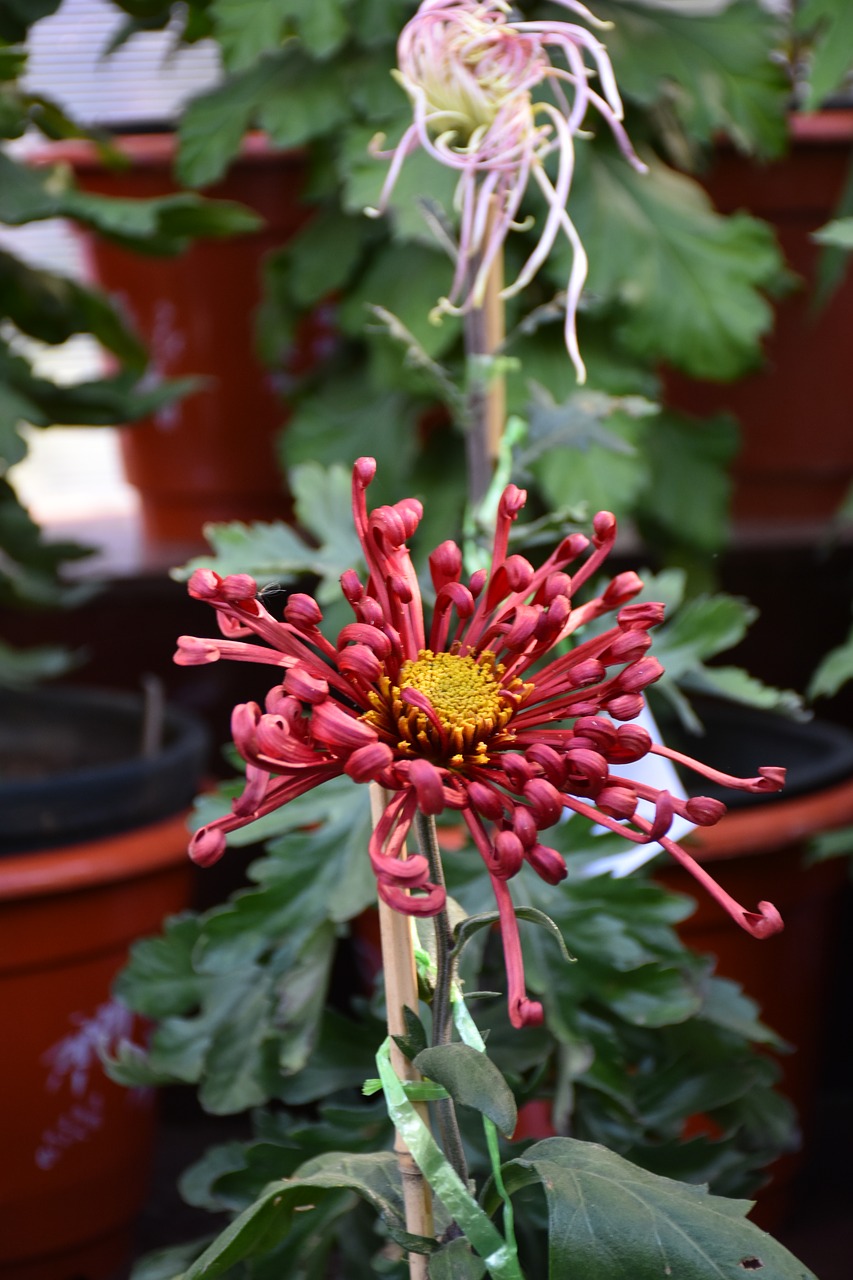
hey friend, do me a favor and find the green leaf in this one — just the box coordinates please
[653,593,757,680]
[682,665,805,720]
[429,1238,487,1280]
[0,0,61,43]
[338,240,461,359]
[795,0,853,109]
[809,621,853,699]
[813,216,853,250]
[0,153,260,250]
[271,208,375,308]
[210,0,291,70]
[0,637,75,687]
[413,1044,518,1139]
[114,913,204,1018]
[177,58,284,187]
[597,0,790,158]
[498,1137,817,1279]
[639,411,738,554]
[340,118,460,247]
[129,1237,213,1280]
[0,250,145,365]
[377,1040,522,1280]
[259,55,353,150]
[182,1151,409,1280]
[212,0,349,69]
[282,371,422,504]
[563,150,785,380]
[524,386,651,518]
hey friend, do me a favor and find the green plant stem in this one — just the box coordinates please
[414,810,469,1193]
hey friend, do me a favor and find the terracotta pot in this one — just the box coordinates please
[37,133,318,551]
[656,703,853,1227]
[0,687,207,1279]
[665,110,853,529]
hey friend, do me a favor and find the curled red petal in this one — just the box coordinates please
[344,741,394,783]
[526,842,567,885]
[409,758,446,815]
[285,663,329,704]
[174,636,221,665]
[311,700,378,749]
[189,826,227,867]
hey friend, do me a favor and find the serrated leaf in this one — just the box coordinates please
[562,150,785,380]
[114,913,204,1018]
[177,58,285,187]
[498,1137,816,1279]
[414,1043,518,1138]
[653,593,757,679]
[682,665,805,719]
[597,0,790,158]
[258,52,351,151]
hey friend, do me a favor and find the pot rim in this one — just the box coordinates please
[0,808,193,899]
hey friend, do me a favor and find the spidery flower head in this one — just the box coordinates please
[177,460,784,1030]
[369,0,647,381]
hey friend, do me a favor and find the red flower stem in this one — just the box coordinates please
[464,200,506,507]
[369,784,434,1275]
[414,810,470,1193]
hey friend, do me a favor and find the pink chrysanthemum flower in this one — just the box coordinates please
[176,459,784,1029]
[369,0,647,381]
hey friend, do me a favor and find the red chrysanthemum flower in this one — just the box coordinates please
[176,458,785,1028]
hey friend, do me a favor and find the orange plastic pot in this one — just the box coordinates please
[36,133,318,551]
[0,812,195,1280]
[0,686,207,1278]
[658,773,853,1229]
[666,110,853,529]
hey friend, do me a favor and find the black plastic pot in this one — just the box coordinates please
[0,684,209,853]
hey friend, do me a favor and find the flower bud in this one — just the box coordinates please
[285,593,323,628]
[685,795,727,826]
[606,693,645,721]
[493,830,525,878]
[596,785,637,820]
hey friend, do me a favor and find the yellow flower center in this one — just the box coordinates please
[366,648,529,767]
[401,649,504,730]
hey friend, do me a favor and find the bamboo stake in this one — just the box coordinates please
[463,204,506,507]
[370,783,434,1279]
